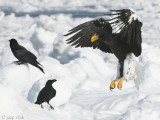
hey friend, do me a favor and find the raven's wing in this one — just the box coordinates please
[13,44,44,73]
[36,87,55,104]
[14,45,37,61]
[64,18,113,53]
[36,88,47,104]
[107,9,142,56]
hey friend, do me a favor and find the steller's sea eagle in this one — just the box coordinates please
[64,9,142,90]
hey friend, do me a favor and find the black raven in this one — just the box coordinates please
[9,38,45,74]
[35,79,57,109]
[65,9,142,90]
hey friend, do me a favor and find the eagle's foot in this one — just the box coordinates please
[110,80,117,90]
[117,79,124,90]
[110,79,124,90]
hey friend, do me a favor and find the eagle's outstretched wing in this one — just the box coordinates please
[65,9,142,56]
[64,18,113,53]
[107,9,142,56]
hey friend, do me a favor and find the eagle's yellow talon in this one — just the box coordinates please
[117,79,123,90]
[110,80,117,90]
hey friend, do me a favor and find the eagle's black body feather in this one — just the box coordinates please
[65,9,142,79]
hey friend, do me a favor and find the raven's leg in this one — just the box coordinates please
[41,104,44,108]
[47,102,54,110]
[110,60,124,90]
[15,61,24,65]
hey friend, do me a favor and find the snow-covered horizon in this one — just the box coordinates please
[0,0,160,120]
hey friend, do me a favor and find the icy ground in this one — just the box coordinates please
[0,0,160,120]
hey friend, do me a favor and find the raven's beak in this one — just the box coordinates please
[52,79,57,82]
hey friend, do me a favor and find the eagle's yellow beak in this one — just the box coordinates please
[91,34,99,43]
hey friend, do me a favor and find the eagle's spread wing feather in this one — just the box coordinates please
[65,9,142,57]
[64,18,113,53]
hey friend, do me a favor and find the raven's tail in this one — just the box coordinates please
[36,64,45,74]
[30,61,45,74]
[36,61,43,67]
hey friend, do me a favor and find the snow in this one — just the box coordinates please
[0,0,160,120]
